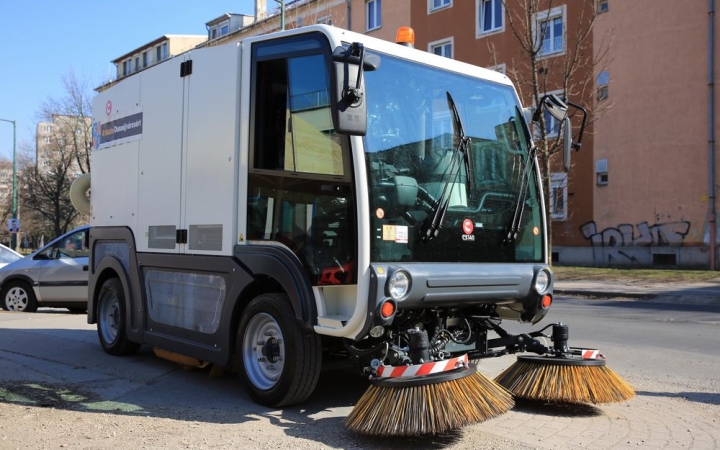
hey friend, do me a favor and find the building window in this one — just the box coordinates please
[128,58,133,73]
[477,0,503,35]
[535,6,565,57]
[429,38,453,59]
[429,0,451,13]
[162,43,168,59]
[550,173,568,220]
[122,60,128,76]
[43,125,51,132]
[596,159,608,185]
[135,57,140,72]
[366,0,382,31]
[142,51,148,68]
[156,45,161,62]
[43,137,50,144]
[598,0,609,13]
[221,25,229,36]
[597,70,609,100]
[211,28,217,39]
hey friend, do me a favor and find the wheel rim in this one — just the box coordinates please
[243,312,285,390]
[98,288,121,345]
[6,286,29,311]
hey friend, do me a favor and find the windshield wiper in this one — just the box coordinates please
[503,106,535,244]
[418,92,474,243]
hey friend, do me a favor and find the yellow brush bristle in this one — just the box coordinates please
[344,371,514,436]
[495,359,635,404]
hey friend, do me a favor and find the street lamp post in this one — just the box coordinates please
[0,118,17,251]
[273,0,286,30]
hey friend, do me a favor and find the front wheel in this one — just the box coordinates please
[1,281,38,312]
[237,293,322,407]
[96,278,140,356]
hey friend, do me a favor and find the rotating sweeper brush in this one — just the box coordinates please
[493,323,635,404]
[344,321,633,437]
[343,328,513,436]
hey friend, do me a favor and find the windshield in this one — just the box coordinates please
[363,53,543,263]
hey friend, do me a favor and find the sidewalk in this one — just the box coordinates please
[553,279,720,305]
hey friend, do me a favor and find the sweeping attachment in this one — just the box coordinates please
[495,354,635,404]
[344,354,514,436]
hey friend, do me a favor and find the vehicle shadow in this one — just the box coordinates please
[511,398,602,417]
[635,390,720,406]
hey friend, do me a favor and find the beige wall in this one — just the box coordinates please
[592,0,713,249]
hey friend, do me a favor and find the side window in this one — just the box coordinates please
[57,230,89,259]
[253,55,343,175]
[287,55,343,175]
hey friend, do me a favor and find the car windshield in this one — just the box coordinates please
[363,53,543,263]
[0,245,22,264]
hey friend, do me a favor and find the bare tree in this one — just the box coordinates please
[18,71,93,239]
[493,0,612,248]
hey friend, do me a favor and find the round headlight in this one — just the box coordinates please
[388,271,411,299]
[534,269,550,294]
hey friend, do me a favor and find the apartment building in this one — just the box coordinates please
[36,114,92,178]
[94,0,718,268]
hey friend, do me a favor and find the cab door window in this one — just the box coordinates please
[248,36,356,286]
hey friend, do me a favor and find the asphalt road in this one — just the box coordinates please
[0,296,718,449]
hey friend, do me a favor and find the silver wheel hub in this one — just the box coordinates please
[243,313,285,390]
[5,287,28,311]
[98,290,120,344]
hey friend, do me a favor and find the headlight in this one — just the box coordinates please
[534,269,550,294]
[388,270,411,299]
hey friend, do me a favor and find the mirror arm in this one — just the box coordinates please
[566,101,587,151]
[345,43,366,104]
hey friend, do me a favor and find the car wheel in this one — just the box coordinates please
[237,293,322,407]
[1,281,38,312]
[96,278,140,356]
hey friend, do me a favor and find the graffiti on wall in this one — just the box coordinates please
[580,220,691,263]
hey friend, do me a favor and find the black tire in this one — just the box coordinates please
[1,281,38,312]
[96,278,140,356]
[237,293,322,407]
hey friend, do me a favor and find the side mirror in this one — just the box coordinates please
[535,94,568,122]
[330,43,380,136]
[533,94,588,169]
[562,117,572,172]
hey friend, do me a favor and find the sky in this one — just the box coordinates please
[0,0,259,161]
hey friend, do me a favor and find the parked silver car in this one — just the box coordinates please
[0,226,89,312]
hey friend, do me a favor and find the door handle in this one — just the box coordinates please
[83,265,89,271]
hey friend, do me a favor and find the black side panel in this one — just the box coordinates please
[234,243,316,328]
[137,252,254,365]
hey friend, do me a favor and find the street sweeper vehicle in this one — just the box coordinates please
[87,24,633,436]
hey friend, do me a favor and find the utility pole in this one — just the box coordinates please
[274,0,286,30]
